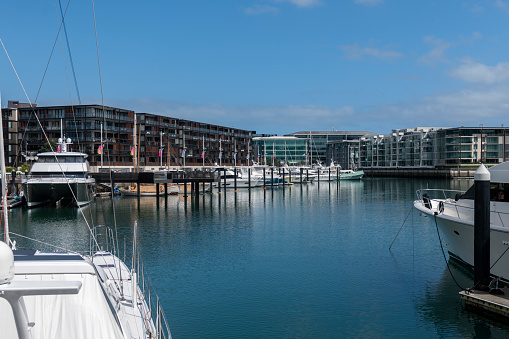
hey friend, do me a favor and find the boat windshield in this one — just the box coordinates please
[460,182,509,202]
[37,155,86,163]
[30,172,87,178]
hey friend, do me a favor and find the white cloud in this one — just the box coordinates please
[95,97,358,135]
[245,5,280,15]
[354,0,383,6]
[495,0,509,13]
[419,36,452,65]
[339,43,403,61]
[450,58,509,84]
[275,0,322,8]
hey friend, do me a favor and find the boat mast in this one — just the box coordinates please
[309,131,312,166]
[100,123,103,168]
[0,93,10,245]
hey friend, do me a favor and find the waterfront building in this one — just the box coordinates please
[351,126,509,169]
[2,101,254,170]
[252,136,307,165]
[286,131,374,165]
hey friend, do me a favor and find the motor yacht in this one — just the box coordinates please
[414,162,509,281]
[22,137,95,207]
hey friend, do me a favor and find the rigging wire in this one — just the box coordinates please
[52,0,95,227]
[58,0,81,105]
[91,0,123,292]
[0,34,103,259]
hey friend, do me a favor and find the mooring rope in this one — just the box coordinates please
[389,205,414,251]
[433,213,466,290]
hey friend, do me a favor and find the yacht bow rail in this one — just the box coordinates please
[92,225,172,339]
[416,188,509,228]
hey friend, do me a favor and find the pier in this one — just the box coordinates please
[91,170,215,197]
[460,289,509,322]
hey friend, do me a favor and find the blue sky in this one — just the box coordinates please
[1,0,509,135]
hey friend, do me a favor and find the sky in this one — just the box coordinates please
[1,0,509,135]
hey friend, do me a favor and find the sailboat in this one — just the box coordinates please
[0,5,171,339]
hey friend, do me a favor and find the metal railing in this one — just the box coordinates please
[415,188,509,228]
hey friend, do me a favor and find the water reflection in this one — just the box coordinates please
[5,178,509,338]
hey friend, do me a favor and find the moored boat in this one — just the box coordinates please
[22,137,95,207]
[414,162,509,281]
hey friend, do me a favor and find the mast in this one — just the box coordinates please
[160,131,163,168]
[219,138,222,167]
[272,142,275,166]
[0,93,10,245]
[309,131,312,165]
[183,132,186,167]
[202,135,205,169]
[100,123,103,168]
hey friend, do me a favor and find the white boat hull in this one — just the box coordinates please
[414,198,509,281]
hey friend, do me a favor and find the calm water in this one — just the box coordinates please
[8,178,509,338]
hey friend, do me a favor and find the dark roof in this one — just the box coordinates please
[286,131,376,136]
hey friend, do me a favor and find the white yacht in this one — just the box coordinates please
[213,168,264,188]
[0,224,170,339]
[414,162,509,281]
[22,137,95,207]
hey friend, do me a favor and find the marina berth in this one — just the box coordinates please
[414,161,509,282]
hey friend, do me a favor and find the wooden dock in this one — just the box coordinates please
[460,288,509,322]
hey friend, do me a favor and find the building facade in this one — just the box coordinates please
[252,136,307,165]
[2,101,254,171]
[287,131,375,165]
[329,126,509,169]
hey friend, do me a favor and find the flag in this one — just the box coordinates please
[234,153,237,160]
[182,150,185,157]
[57,145,61,152]
[159,149,162,157]
[247,154,250,159]
[130,147,135,156]
[97,145,101,154]
[219,152,222,158]
[201,151,205,159]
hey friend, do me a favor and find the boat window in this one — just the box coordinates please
[30,172,86,178]
[459,185,474,200]
[490,183,509,202]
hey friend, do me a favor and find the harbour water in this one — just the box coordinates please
[7,178,509,338]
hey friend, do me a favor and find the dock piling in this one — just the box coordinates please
[474,164,491,289]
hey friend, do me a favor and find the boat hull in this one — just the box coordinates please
[213,178,264,188]
[414,200,509,281]
[340,170,364,180]
[23,179,95,207]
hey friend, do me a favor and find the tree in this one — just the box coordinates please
[20,163,30,172]
[39,140,58,153]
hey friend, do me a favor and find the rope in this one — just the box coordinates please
[389,205,414,251]
[433,213,466,290]
[491,245,509,271]
[9,231,78,253]
[1,26,104,261]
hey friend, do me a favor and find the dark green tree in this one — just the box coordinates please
[39,140,58,152]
